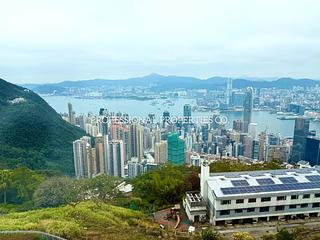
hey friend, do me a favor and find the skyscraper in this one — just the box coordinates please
[129,123,144,160]
[305,136,320,166]
[73,136,94,178]
[183,104,192,124]
[258,132,266,162]
[248,122,257,139]
[227,78,233,107]
[162,111,170,128]
[167,133,185,165]
[106,140,125,177]
[68,102,75,124]
[243,87,253,133]
[95,134,106,175]
[291,117,310,163]
[154,140,168,163]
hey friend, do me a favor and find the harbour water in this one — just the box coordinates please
[43,96,320,138]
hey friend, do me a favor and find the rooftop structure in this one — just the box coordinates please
[197,162,320,225]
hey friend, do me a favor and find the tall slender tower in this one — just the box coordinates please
[291,117,310,163]
[243,87,253,133]
[68,103,75,124]
[227,78,233,107]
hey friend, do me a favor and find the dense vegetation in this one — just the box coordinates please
[132,164,200,211]
[0,158,286,239]
[210,159,283,173]
[0,79,84,175]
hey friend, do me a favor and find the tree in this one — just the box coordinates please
[11,168,44,203]
[0,170,13,204]
[78,175,123,204]
[33,177,78,208]
[232,232,255,240]
[202,229,223,240]
[133,164,194,208]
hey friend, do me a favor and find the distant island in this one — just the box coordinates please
[22,74,320,95]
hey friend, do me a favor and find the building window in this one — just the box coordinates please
[247,208,255,212]
[303,194,310,199]
[312,203,320,208]
[301,203,308,208]
[315,193,320,198]
[220,210,230,215]
[248,198,256,203]
[260,207,269,212]
[277,196,286,201]
[289,204,297,209]
[221,200,231,205]
[291,195,299,200]
[275,205,285,211]
[261,197,271,202]
[236,199,244,204]
[235,209,243,213]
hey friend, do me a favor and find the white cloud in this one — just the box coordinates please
[0,0,320,83]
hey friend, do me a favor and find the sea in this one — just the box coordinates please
[42,96,320,138]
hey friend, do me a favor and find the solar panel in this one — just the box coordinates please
[249,173,265,177]
[306,175,320,182]
[231,180,249,186]
[257,178,275,185]
[279,177,297,184]
[221,181,320,195]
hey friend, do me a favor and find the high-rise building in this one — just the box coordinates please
[73,136,96,178]
[68,102,75,124]
[129,123,144,160]
[243,87,253,133]
[305,136,320,166]
[252,139,259,160]
[258,132,266,162]
[154,140,168,163]
[78,114,86,130]
[95,134,106,175]
[227,78,233,106]
[183,104,192,124]
[127,157,143,178]
[162,111,170,128]
[291,117,310,163]
[248,123,257,139]
[167,133,185,165]
[243,135,253,158]
[106,140,125,177]
[268,133,280,145]
[233,120,243,132]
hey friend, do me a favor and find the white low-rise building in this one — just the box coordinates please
[188,159,320,225]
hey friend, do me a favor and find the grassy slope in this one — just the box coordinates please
[0,201,160,240]
[0,79,85,175]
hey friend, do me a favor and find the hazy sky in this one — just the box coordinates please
[1,0,320,83]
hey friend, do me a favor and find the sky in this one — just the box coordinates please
[1,0,320,84]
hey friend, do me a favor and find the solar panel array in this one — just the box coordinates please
[221,181,320,195]
[279,177,298,184]
[306,175,320,182]
[256,178,275,185]
[231,180,249,186]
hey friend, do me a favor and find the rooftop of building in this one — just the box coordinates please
[207,168,320,198]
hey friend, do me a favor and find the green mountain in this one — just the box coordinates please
[0,78,85,175]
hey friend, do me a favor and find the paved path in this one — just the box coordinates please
[0,230,66,240]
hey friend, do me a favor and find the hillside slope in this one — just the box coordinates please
[0,201,158,240]
[0,78,84,175]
